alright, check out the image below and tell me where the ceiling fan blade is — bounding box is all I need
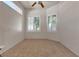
[32,2,36,7]
[40,2,44,8]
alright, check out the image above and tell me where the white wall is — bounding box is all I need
[0,2,25,54]
[46,5,59,41]
[24,8,59,41]
[57,2,79,56]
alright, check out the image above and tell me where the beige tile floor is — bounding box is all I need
[2,39,78,57]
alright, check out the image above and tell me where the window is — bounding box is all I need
[48,15,57,32]
[28,16,40,32]
[3,1,23,15]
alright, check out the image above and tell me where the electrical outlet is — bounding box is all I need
[0,55,2,57]
[0,48,1,50]
[0,45,5,50]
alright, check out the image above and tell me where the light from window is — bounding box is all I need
[3,1,23,15]
[28,17,40,32]
[48,15,57,32]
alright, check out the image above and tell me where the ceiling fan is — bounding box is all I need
[32,1,44,8]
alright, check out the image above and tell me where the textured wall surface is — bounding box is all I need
[0,2,25,54]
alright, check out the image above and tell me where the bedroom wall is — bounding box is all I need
[57,1,79,56]
[0,2,25,54]
[46,5,59,41]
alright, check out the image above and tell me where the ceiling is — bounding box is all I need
[20,1,60,9]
